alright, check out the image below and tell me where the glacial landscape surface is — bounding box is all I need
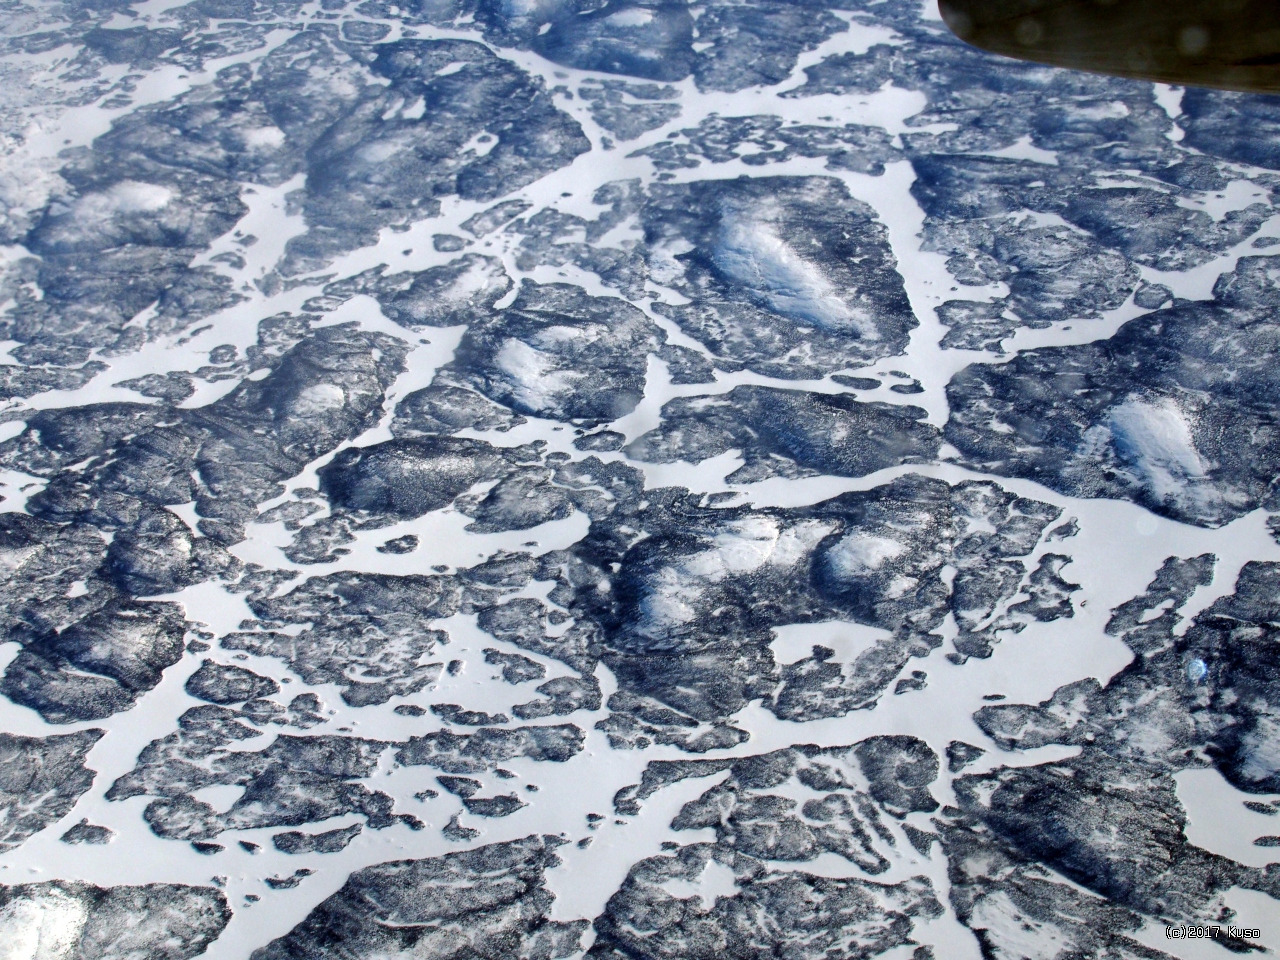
[1,0,1280,957]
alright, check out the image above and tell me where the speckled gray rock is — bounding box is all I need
[252,835,586,960]
[579,79,680,141]
[530,3,694,83]
[0,322,409,721]
[462,793,527,817]
[785,0,1269,351]
[17,323,407,544]
[448,281,666,425]
[108,706,418,841]
[513,675,602,720]
[977,557,1280,796]
[376,255,514,330]
[940,809,1192,959]
[484,648,546,684]
[954,753,1279,924]
[627,385,939,482]
[396,724,585,774]
[948,256,1280,527]
[431,704,511,727]
[2,600,188,723]
[945,553,1280,950]
[4,3,1278,956]
[391,382,526,437]
[224,572,458,706]
[631,114,899,176]
[0,730,103,852]
[589,844,941,960]
[0,880,230,959]
[185,660,280,705]
[59,818,114,846]
[0,512,192,723]
[595,737,943,959]
[691,0,850,93]
[319,437,528,520]
[585,475,1067,749]
[641,176,914,379]
[272,823,363,855]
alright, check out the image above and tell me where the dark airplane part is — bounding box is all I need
[939,0,1280,93]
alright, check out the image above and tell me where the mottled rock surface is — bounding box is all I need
[0,731,103,852]
[253,836,585,960]
[1,0,1278,956]
[0,880,230,959]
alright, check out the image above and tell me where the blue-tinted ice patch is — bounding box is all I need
[713,210,877,339]
[492,337,585,415]
[1105,398,1216,514]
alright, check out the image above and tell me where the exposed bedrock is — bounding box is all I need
[944,554,1280,954]
[595,737,943,959]
[0,730,103,853]
[584,474,1069,749]
[0,880,230,960]
[10,30,589,370]
[626,385,939,482]
[252,835,586,960]
[977,557,1280,795]
[108,706,420,841]
[947,256,1280,527]
[786,0,1270,351]
[0,324,407,720]
[640,176,915,380]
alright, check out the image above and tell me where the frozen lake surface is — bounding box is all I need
[0,0,1278,957]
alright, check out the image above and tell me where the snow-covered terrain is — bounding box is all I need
[0,0,1278,957]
